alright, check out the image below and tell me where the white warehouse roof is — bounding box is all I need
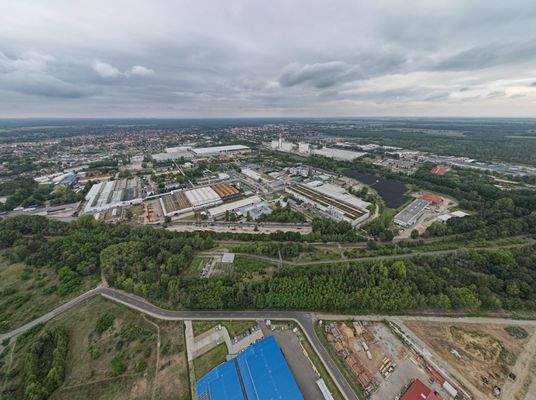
[191,145,249,156]
[208,195,262,218]
[305,182,370,210]
[185,186,221,207]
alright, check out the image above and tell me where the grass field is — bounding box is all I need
[0,297,189,400]
[192,320,257,338]
[0,256,99,334]
[193,343,228,379]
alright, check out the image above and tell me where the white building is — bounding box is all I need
[207,195,262,219]
[312,147,366,161]
[190,145,250,157]
[298,142,310,154]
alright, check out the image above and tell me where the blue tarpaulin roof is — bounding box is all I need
[196,336,303,400]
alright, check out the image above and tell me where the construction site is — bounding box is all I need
[405,321,536,400]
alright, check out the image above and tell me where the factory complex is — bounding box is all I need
[84,177,144,213]
[160,183,241,217]
[196,336,303,400]
[153,144,250,162]
[286,181,371,226]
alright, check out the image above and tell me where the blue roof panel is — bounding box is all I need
[195,336,303,400]
[196,358,244,400]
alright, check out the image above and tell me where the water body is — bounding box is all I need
[344,170,407,208]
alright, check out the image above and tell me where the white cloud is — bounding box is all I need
[129,65,155,76]
[91,60,122,78]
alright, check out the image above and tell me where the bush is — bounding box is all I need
[110,356,126,375]
[95,312,115,334]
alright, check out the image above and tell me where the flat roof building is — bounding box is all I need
[191,145,250,157]
[196,336,303,400]
[400,379,440,400]
[312,147,366,161]
[394,198,431,227]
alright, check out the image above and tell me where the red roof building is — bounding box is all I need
[401,379,441,400]
[431,166,450,176]
[420,193,443,204]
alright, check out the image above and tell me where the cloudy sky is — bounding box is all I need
[1,0,536,118]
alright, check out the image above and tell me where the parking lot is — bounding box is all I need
[260,322,325,400]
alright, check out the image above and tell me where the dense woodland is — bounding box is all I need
[0,215,535,315]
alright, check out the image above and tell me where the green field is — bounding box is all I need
[192,320,257,338]
[0,297,189,400]
[193,343,228,379]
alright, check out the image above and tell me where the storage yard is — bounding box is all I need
[321,321,460,400]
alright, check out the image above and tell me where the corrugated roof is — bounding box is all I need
[196,336,303,400]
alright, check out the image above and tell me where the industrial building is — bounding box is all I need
[160,183,243,217]
[196,336,303,400]
[431,166,450,176]
[400,379,440,400]
[191,145,250,157]
[207,195,262,219]
[235,201,272,220]
[84,177,144,213]
[393,198,431,227]
[286,181,370,226]
[312,147,366,161]
[153,145,249,161]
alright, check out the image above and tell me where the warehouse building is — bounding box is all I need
[400,379,440,400]
[84,177,144,213]
[312,147,366,161]
[394,198,431,227]
[196,336,303,400]
[286,181,370,226]
[207,195,262,219]
[160,183,243,217]
[191,145,250,158]
[235,201,272,220]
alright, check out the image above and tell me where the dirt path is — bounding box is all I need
[502,331,536,399]
[143,315,161,400]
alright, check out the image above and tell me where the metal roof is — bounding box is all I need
[196,336,303,400]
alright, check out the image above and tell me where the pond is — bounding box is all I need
[344,170,407,208]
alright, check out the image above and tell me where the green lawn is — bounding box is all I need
[192,320,257,338]
[193,343,228,379]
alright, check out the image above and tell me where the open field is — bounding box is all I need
[405,321,536,400]
[0,257,98,334]
[0,297,189,400]
[192,320,257,338]
[193,342,227,379]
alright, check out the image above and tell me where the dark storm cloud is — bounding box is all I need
[1,0,536,117]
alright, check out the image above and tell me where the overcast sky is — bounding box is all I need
[1,0,536,118]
